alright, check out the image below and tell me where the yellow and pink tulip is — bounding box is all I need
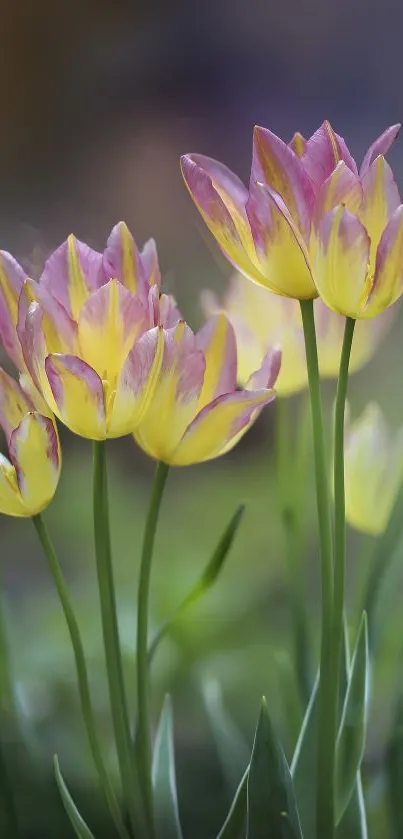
[0,223,180,440]
[182,122,403,317]
[0,369,60,516]
[133,314,280,465]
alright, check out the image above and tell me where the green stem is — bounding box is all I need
[275,398,311,707]
[32,514,129,839]
[136,461,169,835]
[0,581,20,837]
[300,299,335,838]
[92,441,142,837]
[331,316,355,731]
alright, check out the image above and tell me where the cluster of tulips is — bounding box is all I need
[1,119,403,839]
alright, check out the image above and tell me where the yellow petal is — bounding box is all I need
[0,455,26,516]
[45,354,106,439]
[196,314,236,410]
[314,207,370,317]
[9,413,61,514]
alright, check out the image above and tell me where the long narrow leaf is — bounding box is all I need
[152,695,183,839]
[291,674,319,839]
[203,679,249,793]
[247,698,302,839]
[54,756,95,839]
[216,768,248,839]
[148,504,245,663]
[335,614,369,824]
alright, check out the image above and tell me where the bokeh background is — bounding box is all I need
[1,1,403,836]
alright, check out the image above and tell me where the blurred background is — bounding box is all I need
[1,0,403,836]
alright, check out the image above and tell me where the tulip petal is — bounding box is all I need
[302,121,358,190]
[315,161,362,219]
[0,251,27,369]
[0,369,33,445]
[0,455,26,516]
[366,205,403,316]
[360,124,401,176]
[247,185,316,298]
[289,132,306,158]
[359,156,401,272]
[170,387,275,466]
[19,373,54,418]
[45,354,106,439]
[196,314,237,409]
[41,236,103,320]
[17,295,58,411]
[314,206,370,317]
[246,347,282,390]
[109,326,165,437]
[252,126,315,238]
[9,412,60,513]
[133,322,206,462]
[77,278,148,386]
[103,222,160,303]
[181,155,262,283]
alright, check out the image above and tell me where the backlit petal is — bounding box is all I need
[103,222,160,303]
[170,387,275,466]
[302,121,358,190]
[359,156,401,272]
[17,296,56,408]
[133,322,205,462]
[109,326,165,437]
[252,126,314,237]
[314,206,370,317]
[0,251,27,369]
[77,279,148,387]
[196,314,237,410]
[246,347,282,390]
[45,354,106,439]
[181,155,262,283]
[0,455,26,516]
[248,185,316,298]
[0,369,33,444]
[360,124,401,176]
[9,412,60,513]
[41,236,103,320]
[365,205,403,316]
[315,161,362,219]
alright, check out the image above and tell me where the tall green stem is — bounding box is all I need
[32,514,129,839]
[92,441,142,837]
[136,461,169,835]
[331,317,355,732]
[300,299,335,838]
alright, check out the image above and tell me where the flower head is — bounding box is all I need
[344,403,403,534]
[181,122,402,314]
[133,314,280,465]
[0,223,180,440]
[203,272,394,396]
[0,370,61,516]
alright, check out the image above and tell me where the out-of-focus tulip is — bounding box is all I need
[133,314,280,465]
[0,223,180,440]
[203,273,395,396]
[344,404,403,534]
[181,122,402,315]
[0,369,61,516]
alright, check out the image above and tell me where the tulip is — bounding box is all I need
[0,369,61,516]
[0,223,180,440]
[344,403,403,534]
[181,122,401,312]
[203,272,395,395]
[133,314,280,465]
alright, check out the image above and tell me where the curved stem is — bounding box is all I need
[32,514,128,839]
[300,299,335,838]
[92,441,142,837]
[136,461,169,836]
[331,316,355,731]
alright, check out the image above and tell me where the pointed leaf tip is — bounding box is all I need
[54,756,96,839]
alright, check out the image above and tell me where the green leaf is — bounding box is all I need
[152,695,183,839]
[148,504,245,663]
[385,685,403,839]
[216,768,248,839]
[203,678,249,793]
[335,614,369,824]
[291,674,319,839]
[247,698,302,839]
[54,755,95,839]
